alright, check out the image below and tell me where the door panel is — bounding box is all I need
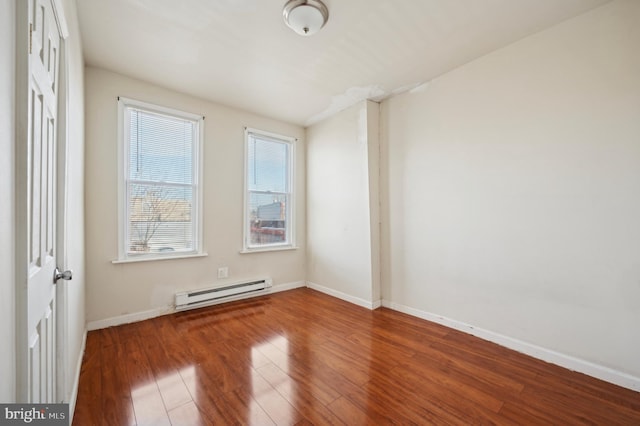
[25,0,61,403]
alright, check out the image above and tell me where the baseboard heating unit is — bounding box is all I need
[175,278,273,311]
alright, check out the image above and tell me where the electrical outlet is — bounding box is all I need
[217,267,229,279]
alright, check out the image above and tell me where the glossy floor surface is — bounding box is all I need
[73,288,640,425]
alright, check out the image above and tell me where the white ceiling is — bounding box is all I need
[77,0,609,126]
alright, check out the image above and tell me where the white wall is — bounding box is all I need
[60,0,86,404]
[380,0,640,381]
[366,103,381,304]
[306,100,380,307]
[84,67,306,323]
[0,0,16,403]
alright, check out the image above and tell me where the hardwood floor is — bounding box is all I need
[73,288,640,425]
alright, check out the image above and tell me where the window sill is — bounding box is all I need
[112,252,208,264]
[240,246,299,254]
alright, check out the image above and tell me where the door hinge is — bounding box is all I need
[29,23,32,54]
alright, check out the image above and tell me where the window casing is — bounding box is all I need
[244,128,295,252]
[117,97,203,261]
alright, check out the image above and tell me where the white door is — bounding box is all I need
[22,0,65,403]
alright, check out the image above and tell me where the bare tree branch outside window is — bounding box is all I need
[129,186,188,252]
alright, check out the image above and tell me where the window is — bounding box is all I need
[117,97,203,260]
[244,128,295,251]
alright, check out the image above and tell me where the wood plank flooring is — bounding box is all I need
[73,288,640,425]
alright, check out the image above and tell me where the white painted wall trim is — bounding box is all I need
[51,0,70,38]
[306,281,378,310]
[86,281,307,330]
[68,329,86,419]
[87,306,174,331]
[270,280,307,294]
[382,300,640,392]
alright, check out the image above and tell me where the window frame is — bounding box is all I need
[242,127,296,253]
[116,97,204,262]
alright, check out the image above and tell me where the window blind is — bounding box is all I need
[126,107,197,254]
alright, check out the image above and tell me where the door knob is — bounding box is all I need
[54,267,73,284]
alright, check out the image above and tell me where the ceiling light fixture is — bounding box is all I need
[283,0,329,36]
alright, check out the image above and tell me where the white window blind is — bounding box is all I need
[244,129,294,250]
[119,98,202,259]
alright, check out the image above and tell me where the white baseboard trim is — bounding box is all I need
[270,280,307,294]
[306,281,378,310]
[68,329,86,420]
[382,300,640,392]
[87,306,174,331]
[86,281,307,331]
